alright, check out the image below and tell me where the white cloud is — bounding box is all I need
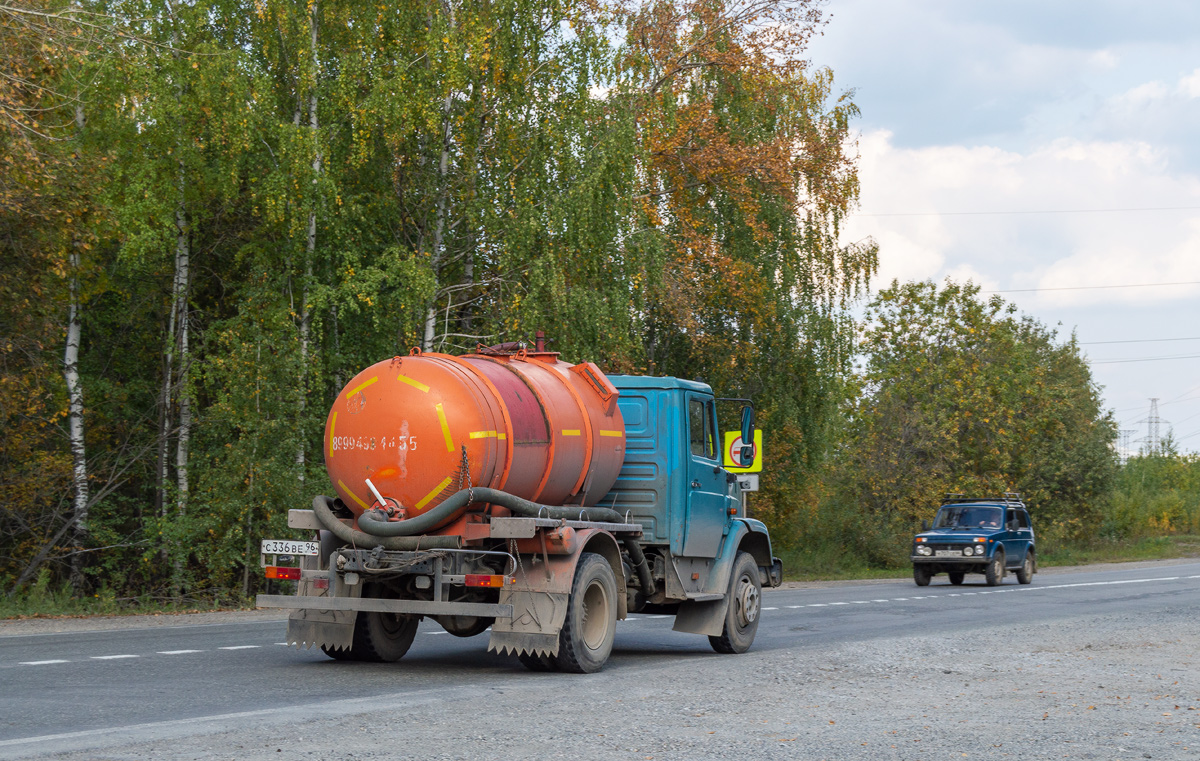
[1181,69,1200,98]
[845,130,1200,307]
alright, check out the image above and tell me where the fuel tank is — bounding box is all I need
[323,348,625,524]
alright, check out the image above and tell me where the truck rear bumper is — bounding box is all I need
[256,594,513,618]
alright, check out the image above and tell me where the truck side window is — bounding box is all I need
[1018,511,1030,529]
[689,399,706,456]
[688,398,716,460]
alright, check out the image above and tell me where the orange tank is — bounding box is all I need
[323,348,625,526]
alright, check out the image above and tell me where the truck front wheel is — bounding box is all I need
[709,551,761,654]
[555,552,618,673]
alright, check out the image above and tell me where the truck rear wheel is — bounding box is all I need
[353,610,420,662]
[555,552,618,673]
[709,551,761,654]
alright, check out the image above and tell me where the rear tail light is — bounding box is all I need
[464,574,514,588]
[265,566,301,580]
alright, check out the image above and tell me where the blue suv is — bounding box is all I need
[911,495,1035,586]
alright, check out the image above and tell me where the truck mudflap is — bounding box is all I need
[288,608,356,651]
[486,528,627,657]
[487,590,569,657]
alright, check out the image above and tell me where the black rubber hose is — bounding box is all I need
[623,537,656,597]
[354,487,624,537]
[311,496,462,550]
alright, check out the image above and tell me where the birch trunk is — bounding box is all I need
[64,237,89,593]
[173,202,190,518]
[296,0,321,481]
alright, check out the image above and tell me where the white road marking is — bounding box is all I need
[91,655,138,660]
[647,615,671,618]
[20,660,69,666]
[217,646,260,651]
[1032,576,1180,590]
[775,573,1194,611]
[425,631,447,635]
[157,650,202,655]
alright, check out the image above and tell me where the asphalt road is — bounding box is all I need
[1,559,1198,760]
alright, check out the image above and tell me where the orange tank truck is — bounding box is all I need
[257,340,781,673]
[324,347,626,531]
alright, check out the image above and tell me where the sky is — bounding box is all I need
[805,0,1200,455]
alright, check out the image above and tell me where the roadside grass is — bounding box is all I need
[1038,534,1200,567]
[779,534,1200,582]
[0,570,253,620]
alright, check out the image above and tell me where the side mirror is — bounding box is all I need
[921,520,929,532]
[740,405,755,445]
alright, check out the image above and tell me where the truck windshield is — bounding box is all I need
[933,506,1003,529]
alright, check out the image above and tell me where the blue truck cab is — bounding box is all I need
[603,375,782,652]
[911,495,1036,587]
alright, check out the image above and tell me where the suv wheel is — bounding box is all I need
[985,549,1006,586]
[1016,552,1034,585]
[948,571,965,585]
[913,565,932,586]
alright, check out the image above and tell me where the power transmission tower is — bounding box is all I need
[1119,429,1137,464]
[1147,398,1160,454]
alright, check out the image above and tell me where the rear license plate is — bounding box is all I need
[261,539,320,556]
[935,550,962,557]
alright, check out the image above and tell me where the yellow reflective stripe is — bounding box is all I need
[338,480,369,509]
[469,430,506,440]
[347,376,378,396]
[561,429,581,437]
[435,403,454,451]
[599,429,623,438]
[415,477,453,510]
[328,412,338,455]
[396,374,429,393]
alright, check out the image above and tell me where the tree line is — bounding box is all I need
[2,0,876,601]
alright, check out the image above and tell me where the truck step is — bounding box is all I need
[684,592,724,602]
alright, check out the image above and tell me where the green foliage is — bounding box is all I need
[1104,449,1200,539]
[814,279,1118,564]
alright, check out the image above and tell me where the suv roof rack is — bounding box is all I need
[940,493,1027,509]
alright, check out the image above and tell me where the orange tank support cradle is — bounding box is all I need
[323,348,626,532]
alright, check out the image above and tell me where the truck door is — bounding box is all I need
[682,395,726,557]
